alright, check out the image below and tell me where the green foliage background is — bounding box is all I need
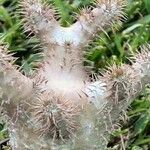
[0,0,150,149]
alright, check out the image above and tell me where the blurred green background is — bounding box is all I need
[0,0,150,149]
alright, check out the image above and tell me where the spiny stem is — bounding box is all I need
[85,45,150,148]
[20,0,126,46]
[1,0,150,149]
[20,0,60,44]
[20,0,126,80]
[0,44,33,103]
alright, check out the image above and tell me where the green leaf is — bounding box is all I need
[0,6,12,25]
[135,138,150,145]
[131,145,143,150]
[144,0,150,13]
[0,0,6,5]
[133,109,150,135]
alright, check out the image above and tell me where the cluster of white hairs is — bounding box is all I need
[0,0,150,149]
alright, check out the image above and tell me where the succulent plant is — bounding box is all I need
[0,0,150,149]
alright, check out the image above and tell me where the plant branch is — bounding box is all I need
[68,0,126,46]
[0,44,33,103]
[85,45,150,149]
[20,0,60,44]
